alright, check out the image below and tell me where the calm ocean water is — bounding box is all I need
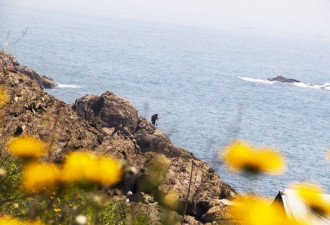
[1,1,330,197]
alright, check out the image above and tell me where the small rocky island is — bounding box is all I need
[268,76,300,83]
[0,50,236,224]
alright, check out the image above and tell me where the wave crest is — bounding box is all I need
[57,84,81,89]
[238,77,274,84]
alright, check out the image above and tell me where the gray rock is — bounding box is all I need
[268,76,300,83]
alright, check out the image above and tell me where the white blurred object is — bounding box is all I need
[75,215,87,225]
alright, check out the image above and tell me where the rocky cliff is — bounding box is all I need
[0,54,236,224]
[0,50,57,89]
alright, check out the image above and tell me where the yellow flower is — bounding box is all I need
[0,216,21,225]
[221,140,285,174]
[97,157,124,185]
[229,195,303,225]
[0,216,45,225]
[0,86,9,107]
[291,182,330,216]
[22,162,60,192]
[6,135,46,158]
[61,151,123,186]
[54,208,62,212]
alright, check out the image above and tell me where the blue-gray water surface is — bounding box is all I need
[1,1,330,197]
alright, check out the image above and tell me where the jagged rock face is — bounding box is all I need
[268,76,300,83]
[0,50,57,89]
[134,116,194,159]
[0,70,101,161]
[72,91,139,134]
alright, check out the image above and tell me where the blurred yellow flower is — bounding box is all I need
[6,135,46,158]
[61,151,123,186]
[0,216,45,225]
[221,140,285,174]
[54,208,62,212]
[0,216,21,225]
[0,86,9,107]
[22,162,60,192]
[291,182,330,216]
[97,157,124,185]
[229,195,304,225]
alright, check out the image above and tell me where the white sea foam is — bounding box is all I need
[292,82,320,89]
[57,84,81,88]
[238,77,275,84]
[320,84,330,90]
[292,82,330,91]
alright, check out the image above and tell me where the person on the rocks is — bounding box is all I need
[151,113,159,125]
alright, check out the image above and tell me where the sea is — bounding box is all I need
[1,1,330,197]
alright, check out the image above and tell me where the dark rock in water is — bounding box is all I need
[268,75,300,83]
[0,50,57,89]
[41,75,57,88]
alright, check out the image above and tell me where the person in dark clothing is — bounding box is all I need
[151,113,159,125]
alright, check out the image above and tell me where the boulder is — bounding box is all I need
[0,50,57,89]
[72,91,139,135]
[268,76,300,83]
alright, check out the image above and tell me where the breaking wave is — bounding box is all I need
[238,77,275,84]
[57,84,81,89]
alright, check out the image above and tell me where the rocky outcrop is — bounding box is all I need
[72,92,138,135]
[268,76,300,83]
[0,50,57,89]
[0,70,101,162]
[41,75,57,88]
[0,66,237,223]
[134,116,194,159]
[71,91,237,221]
